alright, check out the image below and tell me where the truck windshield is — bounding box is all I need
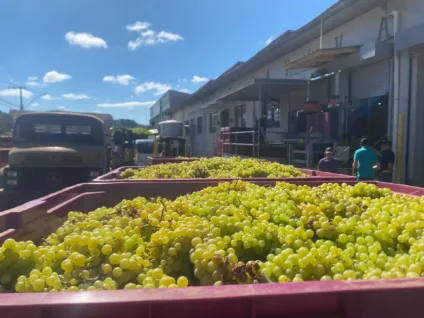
[137,142,154,154]
[13,115,103,144]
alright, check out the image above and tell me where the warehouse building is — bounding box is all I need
[149,90,191,127]
[154,0,424,186]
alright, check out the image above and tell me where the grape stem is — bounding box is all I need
[279,188,302,213]
[159,200,166,222]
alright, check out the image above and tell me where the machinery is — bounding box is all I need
[112,128,137,168]
[153,120,191,157]
[0,112,111,209]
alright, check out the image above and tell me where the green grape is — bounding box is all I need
[3,238,16,249]
[177,276,189,287]
[109,253,121,265]
[2,178,424,293]
[102,244,113,255]
[112,267,123,278]
[32,279,46,292]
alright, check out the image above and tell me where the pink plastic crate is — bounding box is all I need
[1,278,424,318]
[1,179,424,318]
[94,166,355,182]
[147,156,198,165]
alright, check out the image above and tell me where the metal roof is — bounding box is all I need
[283,46,362,70]
[192,0,382,96]
[217,78,307,102]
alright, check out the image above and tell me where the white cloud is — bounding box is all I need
[126,21,151,32]
[157,31,184,43]
[42,94,61,100]
[103,74,135,86]
[97,101,155,108]
[128,37,155,50]
[141,30,155,38]
[265,36,275,46]
[30,102,40,107]
[26,81,42,87]
[61,93,90,100]
[26,75,44,87]
[65,32,108,49]
[43,70,71,83]
[0,88,33,99]
[57,106,67,110]
[134,82,171,96]
[126,21,183,50]
[191,75,208,83]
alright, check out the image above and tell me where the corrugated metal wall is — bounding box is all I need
[351,61,391,100]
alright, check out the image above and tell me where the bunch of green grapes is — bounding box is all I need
[2,180,424,293]
[120,157,306,179]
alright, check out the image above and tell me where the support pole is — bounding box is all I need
[257,84,262,158]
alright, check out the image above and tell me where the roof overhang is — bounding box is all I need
[283,46,361,70]
[217,78,307,102]
[395,22,424,51]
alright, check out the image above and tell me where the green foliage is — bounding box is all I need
[0,112,12,134]
[112,119,139,128]
[130,127,151,138]
[112,127,151,141]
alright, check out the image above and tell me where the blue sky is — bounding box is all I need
[0,0,337,125]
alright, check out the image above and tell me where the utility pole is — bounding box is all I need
[8,86,25,110]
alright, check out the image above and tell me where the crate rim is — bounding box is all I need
[1,277,423,307]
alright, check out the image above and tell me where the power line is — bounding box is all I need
[8,86,25,110]
[26,93,46,108]
[0,97,18,108]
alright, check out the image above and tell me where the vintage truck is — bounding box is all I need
[0,111,112,209]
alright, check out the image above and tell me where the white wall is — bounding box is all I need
[212,7,386,104]
[389,0,424,31]
[174,1,424,158]
[199,6,388,148]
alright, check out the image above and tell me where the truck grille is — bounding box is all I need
[25,154,83,165]
[10,167,101,190]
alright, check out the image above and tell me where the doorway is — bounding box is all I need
[220,109,230,127]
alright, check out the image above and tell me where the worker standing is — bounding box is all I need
[352,138,380,181]
[372,140,395,182]
[255,112,268,144]
[317,147,340,173]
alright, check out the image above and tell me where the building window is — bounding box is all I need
[197,116,203,134]
[209,113,217,133]
[190,119,195,134]
[266,102,281,128]
[234,105,246,127]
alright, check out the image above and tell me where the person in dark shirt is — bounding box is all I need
[255,112,268,143]
[317,147,340,173]
[372,140,395,182]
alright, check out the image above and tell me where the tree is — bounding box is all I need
[0,112,12,134]
[112,119,139,128]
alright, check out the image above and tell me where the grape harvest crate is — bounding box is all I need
[1,180,424,318]
[93,166,355,182]
[147,156,198,165]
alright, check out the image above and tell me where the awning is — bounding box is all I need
[283,46,361,70]
[217,78,307,102]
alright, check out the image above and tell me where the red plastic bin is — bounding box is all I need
[93,166,355,182]
[147,156,198,165]
[1,180,424,317]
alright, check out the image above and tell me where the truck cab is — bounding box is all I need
[0,112,108,208]
[134,139,155,166]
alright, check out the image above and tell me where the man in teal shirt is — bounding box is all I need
[352,138,380,180]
